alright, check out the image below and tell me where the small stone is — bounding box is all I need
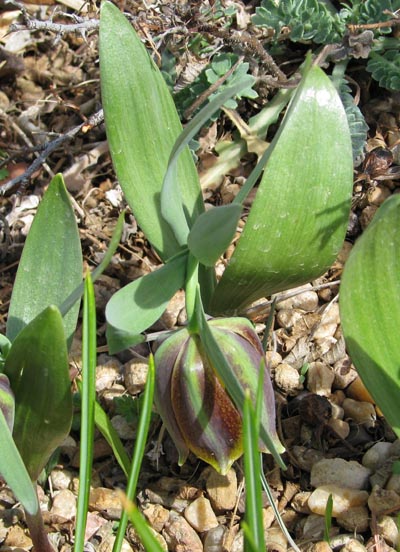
[264,527,287,552]
[111,414,136,440]
[312,303,340,340]
[184,496,218,532]
[276,309,303,329]
[343,398,376,428]
[340,538,368,552]
[275,284,319,312]
[142,503,169,532]
[307,362,335,396]
[4,525,32,549]
[292,492,312,514]
[376,515,399,547]
[206,467,238,512]
[308,485,368,516]
[386,474,400,493]
[275,363,303,395]
[311,459,371,490]
[368,485,400,516]
[362,442,393,471]
[163,511,203,552]
[336,506,369,532]
[50,489,76,520]
[292,446,325,472]
[203,525,227,552]
[302,513,328,540]
[50,468,74,491]
[123,358,148,395]
[96,357,122,392]
[310,542,333,552]
[265,351,282,369]
[327,418,350,440]
[332,357,357,389]
[89,487,122,519]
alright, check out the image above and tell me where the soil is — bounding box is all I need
[0,1,400,551]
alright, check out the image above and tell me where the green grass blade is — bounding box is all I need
[324,494,333,543]
[120,496,165,552]
[94,400,130,478]
[99,1,203,260]
[243,391,265,552]
[211,62,353,314]
[74,273,97,552]
[7,174,82,345]
[340,194,400,436]
[0,409,38,515]
[59,211,125,318]
[113,355,155,552]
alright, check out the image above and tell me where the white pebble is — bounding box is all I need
[275,363,303,395]
[307,362,335,396]
[311,459,371,490]
[184,496,219,532]
[362,442,393,471]
[308,485,368,516]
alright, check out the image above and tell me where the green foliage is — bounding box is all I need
[340,194,400,437]
[6,174,82,345]
[175,53,257,117]
[253,0,345,43]
[367,47,400,91]
[253,0,400,91]
[339,81,369,163]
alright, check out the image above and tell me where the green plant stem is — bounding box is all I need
[185,253,200,333]
[74,273,97,552]
[330,60,348,91]
[25,496,55,552]
[112,356,155,552]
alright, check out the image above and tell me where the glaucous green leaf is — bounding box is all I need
[0,410,38,515]
[6,174,82,345]
[340,195,400,436]
[211,63,353,314]
[4,306,72,482]
[106,252,187,354]
[99,1,203,260]
[188,204,242,266]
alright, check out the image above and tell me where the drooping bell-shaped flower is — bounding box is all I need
[0,373,15,432]
[154,317,284,475]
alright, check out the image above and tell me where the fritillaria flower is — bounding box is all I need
[0,373,15,432]
[154,317,284,475]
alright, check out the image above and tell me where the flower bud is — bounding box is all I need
[154,317,283,475]
[0,373,15,432]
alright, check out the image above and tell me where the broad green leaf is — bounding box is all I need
[7,174,82,344]
[99,1,203,260]
[211,63,353,314]
[4,306,72,482]
[340,195,400,436]
[0,410,38,515]
[106,252,187,354]
[188,204,242,266]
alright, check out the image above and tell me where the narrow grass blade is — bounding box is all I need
[340,194,400,436]
[74,273,97,552]
[113,355,155,552]
[59,211,125,318]
[0,409,38,515]
[211,62,353,314]
[7,174,82,345]
[120,495,165,552]
[94,400,130,478]
[324,494,333,543]
[243,391,265,552]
